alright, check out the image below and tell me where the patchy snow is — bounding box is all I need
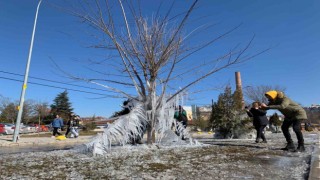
[0,132,318,179]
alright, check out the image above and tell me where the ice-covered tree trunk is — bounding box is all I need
[146,80,157,144]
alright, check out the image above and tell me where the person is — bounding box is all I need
[65,114,79,138]
[304,122,313,131]
[245,102,269,143]
[51,114,64,138]
[174,105,188,140]
[261,90,307,152]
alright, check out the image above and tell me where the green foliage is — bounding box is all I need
[233,89,244,110]
[305,107,320,125]
[210,86,250,138]
[0,102,17,123]
[50,90,73,121]
[0,100,37,124]
[269,113,282,126]
[193,117,210,131]
[42,114,55,125]
[82,116,97,131]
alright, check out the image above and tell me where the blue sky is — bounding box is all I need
[0,0,319,117]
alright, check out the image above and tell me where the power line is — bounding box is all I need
[0,70,113,93]
[0,76,122,98]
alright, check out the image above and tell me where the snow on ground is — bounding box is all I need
[0,132,318,180]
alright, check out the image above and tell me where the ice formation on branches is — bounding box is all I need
[86,91,198,156]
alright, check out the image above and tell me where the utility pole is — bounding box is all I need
[13,0,42,142]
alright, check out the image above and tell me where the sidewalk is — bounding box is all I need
[309,137,320,180]
[0,135,92,147]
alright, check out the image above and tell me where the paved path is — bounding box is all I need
[0,135,92,147]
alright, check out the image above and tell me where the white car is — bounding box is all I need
[0,123,15,135]
[21,125,37,134]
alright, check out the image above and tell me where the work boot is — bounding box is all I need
[296,144,305,152]
[281,142,295,151]
[261,140,267,143]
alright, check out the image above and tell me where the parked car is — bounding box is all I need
[0,124,5,135]
[40,125,49,132]
[0,123,16,135]
[21,125,37,134]
[27,124,41,132]
[46,124,53,132]
[26,124,49,132]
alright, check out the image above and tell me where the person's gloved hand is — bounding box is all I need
[260,103,268,110]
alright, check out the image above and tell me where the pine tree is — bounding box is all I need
[210,86,250,138]
[50,90,73,121]
[233,89,244,111]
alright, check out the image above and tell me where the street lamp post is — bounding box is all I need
[13,0,42,142]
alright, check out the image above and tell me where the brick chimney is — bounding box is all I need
[235,71,242,91]
[235,71,245,108]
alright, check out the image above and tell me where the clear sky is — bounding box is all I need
[0,0,319,118]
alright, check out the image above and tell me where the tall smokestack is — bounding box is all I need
[235,71,245,109]
[235,71,242,91]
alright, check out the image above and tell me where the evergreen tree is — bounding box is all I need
[269,113,281,126]
[50,90,73,121]
[210,86,250,138]
[233,89,244,111]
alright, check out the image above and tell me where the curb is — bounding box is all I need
[309,141,320,180]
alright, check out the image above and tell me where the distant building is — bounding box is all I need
[190,105,212,121]
[182,106,193,121]
[81,116,115,125]
[197,106,212,121]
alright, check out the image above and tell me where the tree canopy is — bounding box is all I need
[50,90,73,120]
[210,86,250,138]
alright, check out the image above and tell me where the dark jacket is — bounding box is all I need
[266,92,307,120]
[174,109,188,123]
[247,108,269,127]
[269,113,282,126]
[66,119,76,128]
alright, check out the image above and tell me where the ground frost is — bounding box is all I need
[0,133,318,179]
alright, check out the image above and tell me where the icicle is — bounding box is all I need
[86,102,148,154]
[85,90,200,156]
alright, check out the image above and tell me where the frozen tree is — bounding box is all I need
[57,0,266,147]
